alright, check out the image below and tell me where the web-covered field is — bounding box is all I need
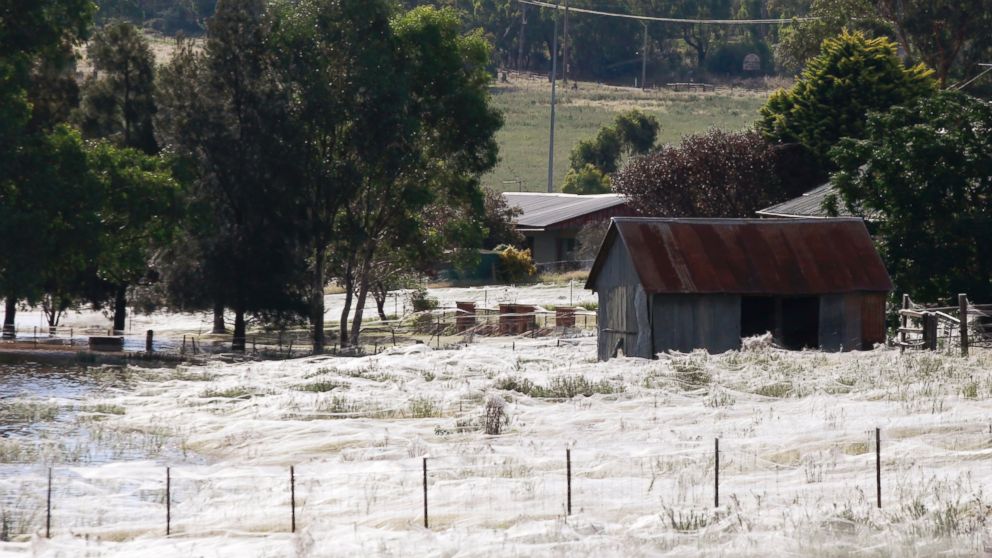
[2,334,992,557]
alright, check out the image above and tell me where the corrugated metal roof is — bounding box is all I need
[756,183,853,218]
[503,192,628,230]
[586,217,892,295]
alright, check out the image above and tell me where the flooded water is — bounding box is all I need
[0,357,202,468]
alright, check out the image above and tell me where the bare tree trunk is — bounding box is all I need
[311,245,326,354]
[373,281,388,321]
[3,297,16,337]
[112,285,127,333]
[232,307,246,352]
[349,265,371,347]
[212,301,226,334]
[338,261,354,347]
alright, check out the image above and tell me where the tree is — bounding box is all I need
[0,0,95,332]
[0,126,103,331]
[773,0,886,72]
[481,188,524,249]
[76,20,158,153]
[269,0,407,353]
[335,6,502,347]
[564,109,659,193]
[155,0,307,351]
[876,0,992,87]
[831,91,992,301]
[759,31,935,168]
[613,129,785,217]
[667,0,733,68]
[85,141,181,333]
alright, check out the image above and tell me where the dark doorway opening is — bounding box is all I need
[741,296,776,338]
[781,297,820,349]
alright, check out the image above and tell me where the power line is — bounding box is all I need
[517,0,816,25]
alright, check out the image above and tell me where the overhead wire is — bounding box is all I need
[516,0,817,25]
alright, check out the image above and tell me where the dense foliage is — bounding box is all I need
[759,31,935,167]
[563,109,659,194]
[613,129,785,217]
[831,91,992,301]
[92,0,992,88]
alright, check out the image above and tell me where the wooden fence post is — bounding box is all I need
[46,467,52,539]
[714,438,720,508]
[166,467,171,535]
[900,294,909,351]
[875,428,881,509]
[959,294,969,357]
[422,457,429,529]
[290,466,296,533]
[146,330,154,354]
[566,449,572,516]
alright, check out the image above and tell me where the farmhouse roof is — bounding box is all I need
[756,183,854,219]
[586,217,892,295]
[502,192,629,230]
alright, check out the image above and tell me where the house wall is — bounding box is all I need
[652,294,742,354]
[525,232,559,265]
[592,238,648,360]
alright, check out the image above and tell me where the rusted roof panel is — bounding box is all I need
[586,217,892,294]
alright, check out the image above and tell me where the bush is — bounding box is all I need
[483,395,508,435]
[562,164,611,195]
[495,246,536,283]
[613,129,784,217]
[409,285,438,312]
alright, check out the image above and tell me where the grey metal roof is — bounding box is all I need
[502,192,629,230]
[757,183,853,218]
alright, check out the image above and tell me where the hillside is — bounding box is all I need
[485,73,775,192]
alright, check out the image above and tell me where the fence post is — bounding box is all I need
[290,466,296,533]
[146,330,154,354]
[46,467,52,539]
[714,438,720,508]
[900,294,909,351]
[566,449,572,516]
[422,457,429,529]
[875,428,881,509]
[959,293,969,357]
[166,467,171,535]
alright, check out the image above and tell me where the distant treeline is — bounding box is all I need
[96,0,992,87]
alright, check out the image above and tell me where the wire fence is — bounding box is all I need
[3,426,986,542]
[0,303,599,362]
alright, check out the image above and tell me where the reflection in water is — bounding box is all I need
[0,358,199,468]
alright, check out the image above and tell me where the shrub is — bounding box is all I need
[483,395,508,435]
[409,286,438,312]
[495,246,536,283]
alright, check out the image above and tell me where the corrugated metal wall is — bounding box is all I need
[652,294,741,354]
[819,294,862,351]
[592,237,647,360]
[860,292,887,348]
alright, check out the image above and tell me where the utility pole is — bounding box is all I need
[563,0,570,84]
[547,0,560,193]
[517,5,527,71]
[641,21,648,91]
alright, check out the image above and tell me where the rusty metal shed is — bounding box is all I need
[585,218,892,360]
